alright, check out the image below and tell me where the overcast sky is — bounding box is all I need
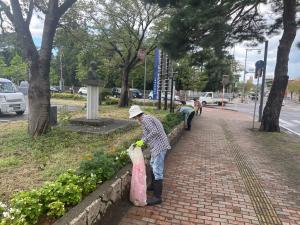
[233,31,300,82]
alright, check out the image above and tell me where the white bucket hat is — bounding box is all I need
[129,105,143,119]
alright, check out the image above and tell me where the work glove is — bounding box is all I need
[135,140,144,148]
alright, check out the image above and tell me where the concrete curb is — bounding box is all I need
[53,122,184,225]
[205,105,239,112]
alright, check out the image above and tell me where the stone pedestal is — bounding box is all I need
[87,86,99,119]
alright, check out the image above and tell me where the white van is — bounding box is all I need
[0,78,26,115]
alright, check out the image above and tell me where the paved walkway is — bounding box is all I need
[118,108,300,225]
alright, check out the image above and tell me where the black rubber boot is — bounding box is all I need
[147,171,155,191]
[147,180,163,205]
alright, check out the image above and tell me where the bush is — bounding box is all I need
[47,201,65,218]
[104,96,119,105]
[78,150,119,181]
[51,93,86,101]
[10,190,43,225]
[0,170,98,225]
[162,113,184,134]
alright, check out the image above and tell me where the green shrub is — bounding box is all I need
[59,183,82,206]
[40,182,63,206]
[40,172,82,207]
[162,113,184,134]
[104,96,119,105]
[78,174,97,195]
[47,201,65,218]
[100,91,112,100]
[51,93,86,101]
[10,190,43,225]
[57,170,81,185]
[78,150,118,181]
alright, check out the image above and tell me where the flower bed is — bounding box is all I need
[0,112,184,225]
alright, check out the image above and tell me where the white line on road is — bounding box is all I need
[280,124,300,137]
[279,119,294,127]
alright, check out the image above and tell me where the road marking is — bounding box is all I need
[280,124,300,137]
[291,120,300,124]
[279,119,294,127]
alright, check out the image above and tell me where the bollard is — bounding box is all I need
[49,106,57,126]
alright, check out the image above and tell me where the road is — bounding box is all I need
[0,96,81,123]
[223,99,300,136]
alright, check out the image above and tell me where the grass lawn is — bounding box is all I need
[0,103,169,202]
[253,130,300,189]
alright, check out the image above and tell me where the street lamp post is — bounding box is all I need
[59,48,64,91]
[242,48,261,103]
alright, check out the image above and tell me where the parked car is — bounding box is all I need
[162,93,180,101]
[112,87,121,98]
[248,92,258,101]
[0,78,26,115]
[18,81,29,95]
[148,90,154,99]
[78,87,87,95]
[200,92,229,106]
[130,88,143,98]
[148,90,179,100]
[112,87,143,98]
[50,86,61,93]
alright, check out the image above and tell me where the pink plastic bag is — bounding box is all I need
[127,145,147,206]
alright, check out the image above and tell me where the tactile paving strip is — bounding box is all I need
[223,125,282,225]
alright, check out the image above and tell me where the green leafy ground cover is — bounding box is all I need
[0,105,183,224]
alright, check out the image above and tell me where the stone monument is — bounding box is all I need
[83,61,101,119]
[67,61,137,135]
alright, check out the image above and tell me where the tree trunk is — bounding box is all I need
[260,0,297,132]
[28,60,51,137]
[119,68,130,107]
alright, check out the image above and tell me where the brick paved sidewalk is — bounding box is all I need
[118,108,300,225]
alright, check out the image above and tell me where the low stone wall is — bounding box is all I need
[53,122,184,225]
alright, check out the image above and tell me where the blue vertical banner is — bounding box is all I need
[153,48,159,100]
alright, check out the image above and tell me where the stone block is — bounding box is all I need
[110,178,122,203]
[121,171,131,197]
[69,211,87,225]
[99,186,113,202]
[98,200,108,215]
[86,199,101,225]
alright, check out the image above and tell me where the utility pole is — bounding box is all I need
[259,41,268,122]
[59,48,64,91]
[242,48,261,103]
[242,50,248,103]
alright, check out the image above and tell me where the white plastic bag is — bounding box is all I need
[127,145,147,206]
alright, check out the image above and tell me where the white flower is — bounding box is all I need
[0,202,7,208]
[3,211,10,218]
